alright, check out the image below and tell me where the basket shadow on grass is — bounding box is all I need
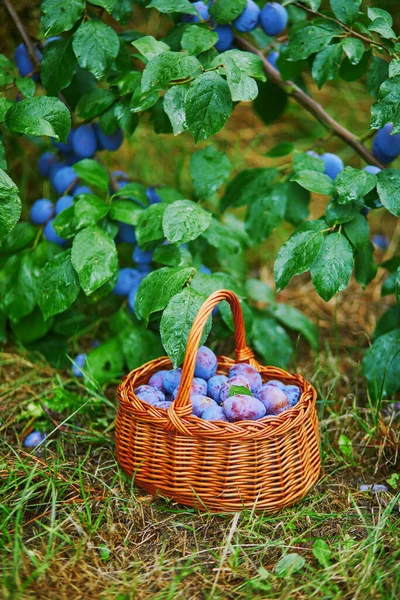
[0,346,399,600]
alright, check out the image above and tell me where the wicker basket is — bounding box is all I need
[116,290,321,513]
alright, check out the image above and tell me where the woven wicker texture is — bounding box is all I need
[116,290,321,512]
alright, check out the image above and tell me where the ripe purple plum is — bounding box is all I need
[163,368,182,394]
[135,384,166,405]
[215,25,233,52]
[72,353,87,377]
[96,126,123,151]
[38,152,57,177]
[73,185,93,196]
[119,223,136,244]
[372,234,390,251]
[202,405,229,422]
[264,379,286,390]
[23,430,47,447]
[191,395,218,417]
[172,377,208,400]
[146,187,162,204]
[113,268,142,297]
[363,165,381,175]
[207,374,229,403]
[55,195,73,215]
[43,219,67,246]
[154,400,173,410]
[194,346,218,380]
[256,386,290,415]
[374,123,400,158]
[219,375,251,402]
[372,137,393,164]
[72,125,97,159]
[233,0,260,32]
[149,369,169,392]
[223,395,266,422]
[320,153,344,180]
[284,384,301,407]
[228,363,262,393]
[260,2,288,36]
[267,50,279,69]
[182,1,209,22]
[53,166,77,194]
[133,245,153,264]
[30,199,54,225]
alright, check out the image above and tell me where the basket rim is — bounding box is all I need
[117,354,317,440]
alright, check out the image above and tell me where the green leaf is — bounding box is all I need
[109,199,143,226]
[285,26,337,61]
[0,254,38,321]
[163,200,212,244]
[85,336,124,384]
[312,43,342,89]
[245,278,275,304]
[212,50,266,82]
[37,250,80,320]
[76,88,115,119]
[0,98,12,123]
[354,242,378,289]
[153,244,192,267]
[191,271,244,299]
[274,220,327,291]
[371,76,400,131]
[164,85,188,135]
[147,0,198,15]
[73,159,109,194]
[275,553,306,577]
[1,222,36,253]
[343,214,370,250]
[0,54,15,87]
[267,303,318,349]
[132,36,170,61]
[342,38,364,65]
[181,26,218,56]
[291,170,334,195]
[71,225,118,295]
[335,167,377,204]
[330,0,361,25]
[141,52,201,93]
[41,0,85,36]
[130,82,159,113]
[374,305,400,340]
[376,169,400,216]
[0,138,6,171]
[368,18,396,40]
[202,218,242,257]
[265,142,294,158]
[221,167,277,210]
[111,182,148,205]
[382,271,397,296]
[5,97,71,141]
[312,540,332,569]
[284,181,310,226]
[160,287,210,367]
[325,198,364,226]
[224,56,258,102]
[11,307,53,344]
[15,77,35,98]
[190,145,231,199]
[0,169,21,243]
[88,0,116,12]
[135,266,196,321]
[367,57,389,99]
[209,0,246,24]
[253,81,288,125]
[74,194,109,229]
[41,38,77,96]
[338,433,353,458]
[136,203,167,250]
[122,324,163,370]
[185,72,232,143]
[245,183,287,243]
[362,328,400,399]
[228,385,253,398]
[251,312,293,369]
[310,232,354,301]
[72,20,120,80]
[52,205,76,239]
[293,152,325,173]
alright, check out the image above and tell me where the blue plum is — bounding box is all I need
[207,374,229,403]
[146,187,162,204]
[372,234,390,251]
[23,430,46,447]
[72,353,87,377]
[223,394,266,422]
[374,123,400,158]
[43,219,67,246]
[14,43,41,77]
[215,25,234,52]
[72,125,97,159]
[260,2,288,36]
[219,375,251,403]
[55,195,73,215]
[172,377,208,400]
[73,185,93,196]
[128,281,143,314]
[372,137,393,164]
[49,160,65,185]
[119,223,136,244]
[256,386,290,415]
[320,153,344,180]
[194,346,218,380]
[30,199,54,225]
[149,369,169,392]
[191,395,218,417]
[263,379,286,390]
[113,268,142,296]
[200,265,211,275]
[182,1,209,22]
[202,405,229,421]
[267,50,279,69]
[53,166,77,194]
[96,126,123,151]
[163,368,183,394]
[284,384,301,407]
[154,400,173,410]
[136,264,152,276]
[233,0,260,32]
[363,165,381,175]
[38,152,57,177]
[228,363,262,393]
[133,245,153,264]
[113,170,129,181]
[53,128,74,154]
[135,384,166,405]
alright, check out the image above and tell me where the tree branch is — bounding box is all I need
[3,0,40,67]
[234,36,384,169]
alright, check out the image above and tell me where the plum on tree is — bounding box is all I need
[96,126,123,151]
[113,268,142,296]
[30,199,54,225]
[43,219,67,245]
[233,0,260,32]
[260,2,288,36]
[72,125,97,159]
[52,166,77,194]
[133,245,153,264]
[182,1,209,23]
[55,195,73,215]
[214,25,233,52]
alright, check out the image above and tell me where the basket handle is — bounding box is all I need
[173,289,255,413]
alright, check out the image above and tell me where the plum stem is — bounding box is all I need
[234,36,385,170]
[3,0,41,67]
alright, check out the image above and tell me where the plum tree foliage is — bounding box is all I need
[0,0,399,401]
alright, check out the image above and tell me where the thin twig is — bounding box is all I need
[234,36,384,169]
[3,0,40,66]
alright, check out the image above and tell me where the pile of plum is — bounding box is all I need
[134,346,301,422]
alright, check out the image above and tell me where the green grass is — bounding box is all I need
[1,347,399,600]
